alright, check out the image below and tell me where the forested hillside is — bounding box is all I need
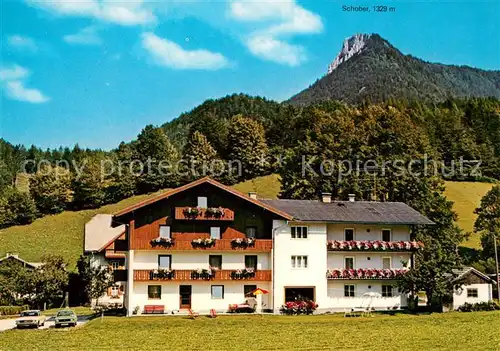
[289,34,500,105]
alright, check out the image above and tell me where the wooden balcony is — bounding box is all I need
[135,237,273,252]
[105,250,126,259]
[113,269,128,282]
[175,207,235,221]
[134,269,272,282]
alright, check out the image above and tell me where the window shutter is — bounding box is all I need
[107,287,112,296]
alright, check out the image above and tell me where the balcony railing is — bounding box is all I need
[326,268,409,280]
[327,240,423,252]
[134,269,272,282]
[138,237,273,252]
[175,207,235,221]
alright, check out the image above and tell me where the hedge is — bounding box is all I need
[0,305,30,316]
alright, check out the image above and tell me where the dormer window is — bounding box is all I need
[197,196,208,208]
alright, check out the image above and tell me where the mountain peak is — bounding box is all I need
[327,33,373,74]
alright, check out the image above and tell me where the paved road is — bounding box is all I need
[0,315,90,332]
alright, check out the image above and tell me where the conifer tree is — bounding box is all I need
[182,130,223,180]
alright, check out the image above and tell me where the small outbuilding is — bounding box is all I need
[447,267,494,310]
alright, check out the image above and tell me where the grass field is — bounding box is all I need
[0,312,499,350]
[0,175,494,269]
[444,181,495,249]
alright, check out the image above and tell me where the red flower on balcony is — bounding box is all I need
[326,268,408,279]
[327,240,423,251]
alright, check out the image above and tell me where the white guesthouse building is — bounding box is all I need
[86,177,433,315]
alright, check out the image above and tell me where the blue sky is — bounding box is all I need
[1,0,499,150]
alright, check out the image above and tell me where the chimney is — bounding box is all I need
[348,194,355,202]
[248,192,257,200]
[321,193,332,203]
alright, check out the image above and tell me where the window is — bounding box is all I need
[382,257,392,270]
[467,288,478,298]
[291,226,308,239]
[211,285,224,299]
[291,255,308,268]
[159,225,171,238]
[344,285,355,297]
[344,228,354,241]
[382,229,392,242]
[210,227,221,239]
[197,196,208,208]
[110,261,119,270]
[246,227,257,238]
[245,255,258,270]
[148,285,161,299]
[111,286,119,297]
[382,285,393,297]
[244,285,257,297]
[209,255,222,269]
[158,255,171,269]
[344,257,354,270]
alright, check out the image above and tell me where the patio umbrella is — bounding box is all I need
[250,288,269,295]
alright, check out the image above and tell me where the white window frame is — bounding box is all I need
[110,261,119,270]
[382,228,392,242]
[344,256,355,270]
[291,255,308,269]
[111,285,119,297]
[210,227,221,239]
[159,225,171,238]
[382,256,392,270]
[197,196,208,208]
[344,284,356,297]
[291,226,308,239]
[382,285,393,297]
[211,285,224,299]
[344,228,355,241]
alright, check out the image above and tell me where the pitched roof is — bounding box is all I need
[0,254,42,269]
[113,177,293,220]
[260,199,434,225]
[84,214,126,252]
[446,267,493,283]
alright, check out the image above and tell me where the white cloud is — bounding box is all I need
[4,81,50,103]
[141,32,229,70]
[229,0,322,65]
[7,35,38,52]
[26,0,156,26]
[0,64,49,103]
[246,35,305,66]
[64,26,102,45]
[0,64,30,81]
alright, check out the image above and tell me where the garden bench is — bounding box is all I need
[143,305,165,314]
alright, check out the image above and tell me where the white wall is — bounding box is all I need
[326,281,407,310]
[130,281,271,314]
[327,224,410,241]
[133,251,270,270]
[272,220,328,312]
[452,283,493,310]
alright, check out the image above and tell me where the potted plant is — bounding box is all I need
[183,207,201,219]
[191,268,214,280]
[230,268,256,280]
[151,268,175,280]
[191,237,216,248]
[205,207,225,218]
[231,237,256,249]
[150,237,175,248]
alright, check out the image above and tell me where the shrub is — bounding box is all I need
[0,305,30,316]
[458,301,500,312]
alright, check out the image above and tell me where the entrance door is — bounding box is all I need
[179,285,192,309]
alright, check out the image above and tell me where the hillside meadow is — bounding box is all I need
[0,175,493,268]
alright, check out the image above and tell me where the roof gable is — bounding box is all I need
[84,214,126,252]
[113,177,293,220]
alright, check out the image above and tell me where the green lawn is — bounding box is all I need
[232,174,281,199]
[1,312,499,350]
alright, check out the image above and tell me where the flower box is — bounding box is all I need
[191,238,216,248]
[205,207,225,218]
[327,240,423,251]
[150,269,175,280]
[326,268,408,280]
[230,268,256,280]
[183,207,201,219]
[150,237,175,248]
[280,300,318,315]
[191,268,214,280]
[231,238,256,249]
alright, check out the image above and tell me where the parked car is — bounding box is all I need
[16,310,46,329]
[54,309,78,328]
